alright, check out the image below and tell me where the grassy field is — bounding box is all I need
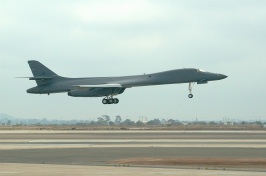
[0,124,265,131]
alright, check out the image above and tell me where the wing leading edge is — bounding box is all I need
[72,84,122,88]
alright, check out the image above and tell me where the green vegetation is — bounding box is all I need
[0,114,265,130]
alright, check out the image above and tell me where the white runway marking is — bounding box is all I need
[1,139,266,149]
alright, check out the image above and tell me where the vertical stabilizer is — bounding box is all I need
[28,60,59,85]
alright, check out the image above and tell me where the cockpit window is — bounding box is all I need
[197,69,205,72]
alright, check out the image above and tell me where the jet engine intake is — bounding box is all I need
[197,80,208,84]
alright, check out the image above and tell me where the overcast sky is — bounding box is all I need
[1,0,266,122]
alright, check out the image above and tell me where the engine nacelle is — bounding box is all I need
[68,88,125,97]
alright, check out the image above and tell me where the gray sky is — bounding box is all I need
[1,0,266,122]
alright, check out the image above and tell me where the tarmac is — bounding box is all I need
[1,163,265,176]
[0,130,265,176]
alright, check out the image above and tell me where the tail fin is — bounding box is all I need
[28,60,60,85]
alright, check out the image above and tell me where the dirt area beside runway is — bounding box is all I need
[112,158,266,169]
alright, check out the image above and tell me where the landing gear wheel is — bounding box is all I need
[102,99,108,104]
[188,82,195,98]
[108,98,114,104]
[113,98,119,104]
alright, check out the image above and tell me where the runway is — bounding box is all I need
[0,130,265,175]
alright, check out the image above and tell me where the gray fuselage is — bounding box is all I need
[27,68,227,95]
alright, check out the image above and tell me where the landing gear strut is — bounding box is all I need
[102,96,119,105]
[188,82,195,98]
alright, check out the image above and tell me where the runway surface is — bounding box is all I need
[1,163,265,176]
[0,130,265,175]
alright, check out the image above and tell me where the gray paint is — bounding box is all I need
[26,60,227,99]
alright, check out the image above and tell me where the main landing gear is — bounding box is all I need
[102,96,119,105]
[188,82,195,98]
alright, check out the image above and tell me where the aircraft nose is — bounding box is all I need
[219,74,228,80]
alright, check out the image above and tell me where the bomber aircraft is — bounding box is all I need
[23,60,227,104]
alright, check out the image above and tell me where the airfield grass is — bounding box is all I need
[0,124,264,131]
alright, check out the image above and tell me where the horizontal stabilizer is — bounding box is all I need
[72,84,122,88]
[16,77,54,80]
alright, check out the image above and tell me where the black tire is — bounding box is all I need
[113,98,119,104]
[102,99,108,104]
[108,98,114,104]
[188,94,193,98]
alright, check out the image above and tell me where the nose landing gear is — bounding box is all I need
[188,94,193,98]
[188,82,195,98]
[102,96,119,105]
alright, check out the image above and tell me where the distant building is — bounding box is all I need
[139,116,148,124]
